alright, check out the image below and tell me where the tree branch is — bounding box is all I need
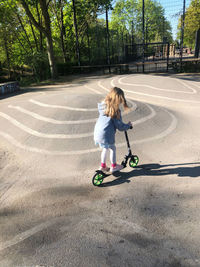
[47,0,52,9]
[16,12,34,53]
[19,0,47,36]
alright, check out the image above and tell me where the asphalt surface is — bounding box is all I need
[0,73,200,267]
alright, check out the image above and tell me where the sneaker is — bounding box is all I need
[99,166,110,172]
[110,164,123,173]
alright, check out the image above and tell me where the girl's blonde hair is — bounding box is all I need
[104,87,129,119]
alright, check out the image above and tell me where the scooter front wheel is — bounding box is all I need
[129,155,139,168]
[92,171,105,186]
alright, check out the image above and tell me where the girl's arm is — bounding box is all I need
[113,116,131,131]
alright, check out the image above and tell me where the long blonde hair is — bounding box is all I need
[104,87,129,119]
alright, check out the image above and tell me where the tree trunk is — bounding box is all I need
[20,0,57,79]
[46,33,57,78]
[39,0,57,78]
[72,0,81,66]
[29,19,39,52]
[4,34,11,79]
[86,23,91,64]
[60,0,68,63]
[195,28,200,58]
[105,7,110,65]
[36,2,44,52]
[96,23,100,64]
[17,13,33,53]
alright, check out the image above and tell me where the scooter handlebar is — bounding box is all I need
[129,125,133,130]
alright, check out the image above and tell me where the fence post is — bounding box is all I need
[195,28,200,58]
[167,42,170,72]
[105,7,111,73]
[180,0,186,72]
[142,0,145,73]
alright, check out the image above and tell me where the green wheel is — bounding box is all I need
[129,155,139,168]
[92,172,104,186]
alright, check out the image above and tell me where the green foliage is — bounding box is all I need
[25,51,50,81]
[171,60,200,72]
[0,0,175,82]
[177,0,200,48]
[184,0,200,48]
[111,0,172,43]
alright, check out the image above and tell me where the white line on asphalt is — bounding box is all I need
[175,79,197,93]
[0,112,93,139]
[0,131,100,155]
[85,82,137,113]
[0,213,147,251]
[8,105,97,124]
[0,218,59,251]
[118,106,177,147]
[29,99,97,111]
[1,99,150,140]
[84,84,102,94]
[191,82,200,89]
[119,76,197,94]
[0,104,175,155]
[118,77,200,103]
[133,103,156,126]
[110,78,156,123]
[98,80,109,92]
[111,79,115,87]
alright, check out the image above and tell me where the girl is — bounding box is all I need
[94,87,132,173]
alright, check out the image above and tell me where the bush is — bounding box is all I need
[182,61,200,72]
[56,62,74,75]
[25,52,50,81]
[171,60,200,72]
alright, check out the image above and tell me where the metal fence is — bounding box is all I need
[121,0,199,73]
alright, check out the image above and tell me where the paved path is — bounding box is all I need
[0,73,200,266]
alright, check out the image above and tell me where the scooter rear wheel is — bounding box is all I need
[92,172,105,186]
[129,155,139,168]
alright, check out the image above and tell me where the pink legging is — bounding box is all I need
[101,145,116,165]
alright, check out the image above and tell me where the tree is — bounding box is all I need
[182,0,200,48]
[110,0,172,44]
[0,2,14,78]
[51,0,68,63]
[19,0,57,78]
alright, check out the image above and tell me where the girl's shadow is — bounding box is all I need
[101,162,200,187]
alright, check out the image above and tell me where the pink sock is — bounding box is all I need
[101,163,106,168]
[111,163,116,168]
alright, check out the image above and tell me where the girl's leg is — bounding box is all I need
[101,148,109,168]
[109,145,123,172]
[109,145,116,167]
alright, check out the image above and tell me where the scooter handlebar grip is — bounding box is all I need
[129,125,133,129]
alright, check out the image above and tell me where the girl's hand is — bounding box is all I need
[128,121,133,128]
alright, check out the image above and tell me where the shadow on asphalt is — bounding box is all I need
[0,73,113,100]
[101,162,200,187]
[1,72,199,101]
[151,73,200,83]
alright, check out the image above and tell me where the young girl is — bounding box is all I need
[94,87,132,173]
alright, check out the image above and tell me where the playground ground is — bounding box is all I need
[0,73,200,266]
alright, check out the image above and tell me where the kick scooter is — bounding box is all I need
[92,128,139,186]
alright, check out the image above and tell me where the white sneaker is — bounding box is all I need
[99,166,110,172]
[110,164,123,173]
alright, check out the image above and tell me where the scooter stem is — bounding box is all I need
[124,131,131,149]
